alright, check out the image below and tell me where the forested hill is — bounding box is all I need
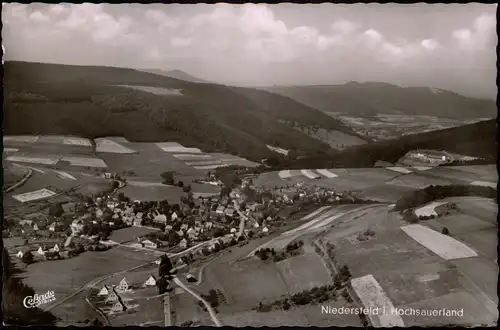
[265,119,497,169]
[3,61,360,161]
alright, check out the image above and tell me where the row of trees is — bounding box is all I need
[2,249,57,325]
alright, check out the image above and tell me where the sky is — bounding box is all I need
[2,3,497,99]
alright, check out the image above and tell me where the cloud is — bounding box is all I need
[1,3,496,98]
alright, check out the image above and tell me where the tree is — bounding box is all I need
[157,276,171,294]
[111,181,120,190]
[183,185,192,193]
[48,203,64,218]
[161,171,175,185]
[442,227,450,235]
[21,251,34,265]
[159,254,173,277]
[177,181,184,188]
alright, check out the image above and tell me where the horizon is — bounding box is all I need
[2,3,497,99]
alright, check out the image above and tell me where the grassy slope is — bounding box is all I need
[266,82,497,119]
[3,61,358,161]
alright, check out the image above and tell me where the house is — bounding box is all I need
[216,206,225,215]
[52,244,60,252]
[142,239,162,249]
[49,223,56,232]
[180,223,188,231]
[171,212,178,221]
[179,238,188,249]
[107,201,119,210]
[36,246,46,256]
[105,290,119,303]
[205,221,213,230]
[154,214,167,223]
[95,209,104,219]
[111,299,127,313]
[224,208,235,217]
[71,219,85,234]
[19,220,33,227]
[16,250,25,258]
[143,275,157,287]
[253,222,260,228]
[33,223,39,231]
[116,278,129,292]
[165,225,173,232]
[186,227,195,236]
[98,285,109,296]
[262,227,269,234]
[230,228,237,234]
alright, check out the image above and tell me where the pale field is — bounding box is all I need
[6,155,60,165]
[300,169,321,179]
[386,167,413,174]
[63,137,93,146]
[470,181,497,188]
[414,201,448,217]
[351,274,405,327]
[173,154,213,160]
[3,135,39,143]
[117,85,183,96]
[61,156,108,168]
[316,168,338,178]
[156,142,202,154]
[53,170,78,181]
[95,139,137,154]
[12,188,57,202]
[266,144,289,155]
[400,224,478,260]
[127,180,169,187]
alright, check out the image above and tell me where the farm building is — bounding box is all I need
[142,239,162,249]
[171,212,178,221]
[154,213,167,223]
[33,224,39,231]
[36,246,46,256]
[262,227,269,234]
[98,286,110,296]
[143,275,157,287]
[52,244,60,252]
[48,223,56,231]
[116,278,129,292]
[105,290,119,303]
[186,274,197,283]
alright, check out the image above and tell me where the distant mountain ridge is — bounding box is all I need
[139,68,210,83]
[265,82,497,119]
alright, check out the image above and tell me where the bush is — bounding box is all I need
[442,227,450,235]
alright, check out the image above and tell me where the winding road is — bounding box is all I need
[173,277,222,327]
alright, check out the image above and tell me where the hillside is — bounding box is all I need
[266,82,497,119]
[3,61,361,161]
[138,69,209,83]
[266,119,497,169]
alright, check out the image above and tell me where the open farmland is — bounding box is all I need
[275,252,331,294]
[119,184,184,203]
[354,183,417,203]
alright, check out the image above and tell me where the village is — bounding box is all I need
[9,170,355,271]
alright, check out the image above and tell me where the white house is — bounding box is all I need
[186,227,196,236]
[216,206,225,215]
[262,227,269,233]
[49,223,56,232]
[33,223,39,231]
[16,250,24,258]
[116,278,129,292]
[52,244,60,252]
[111,299,126,312]
[253,222,260,228]
[179,238,188,249]
[230,228,237,234]
[154,214,167,224]
[107,201,119,210]
[98,285,110,296]
[71,219,84,234]
[36,246,45,256]
[143,275,157,287]
[171,212,178,221]
[142,239,161,249]
[105,290,119,303]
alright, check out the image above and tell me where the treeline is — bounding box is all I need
[2,249,57,326]
[393,184,497,211]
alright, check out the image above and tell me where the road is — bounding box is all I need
[164,293,172,326]
[173,277,222,327]
[4,167,33,193]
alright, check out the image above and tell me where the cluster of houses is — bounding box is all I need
[96,275,159,313]
[408,150,451,164]
[16,243,69,261]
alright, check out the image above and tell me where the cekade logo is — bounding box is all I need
[23,290,56,308]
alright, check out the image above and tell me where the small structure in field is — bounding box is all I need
[52,244,60,252]
[186,274,197,283]
[111,299,127,313]
[143,275,157,287]
[36,246,46,256]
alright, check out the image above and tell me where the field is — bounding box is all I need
[109,227,160,243]
[414,201,448,217]
[351,274,404,327]
[119,185,184,203]
[275,252,331,294]
[400,224,478,260]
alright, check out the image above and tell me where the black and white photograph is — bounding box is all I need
[1,2,498,327]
